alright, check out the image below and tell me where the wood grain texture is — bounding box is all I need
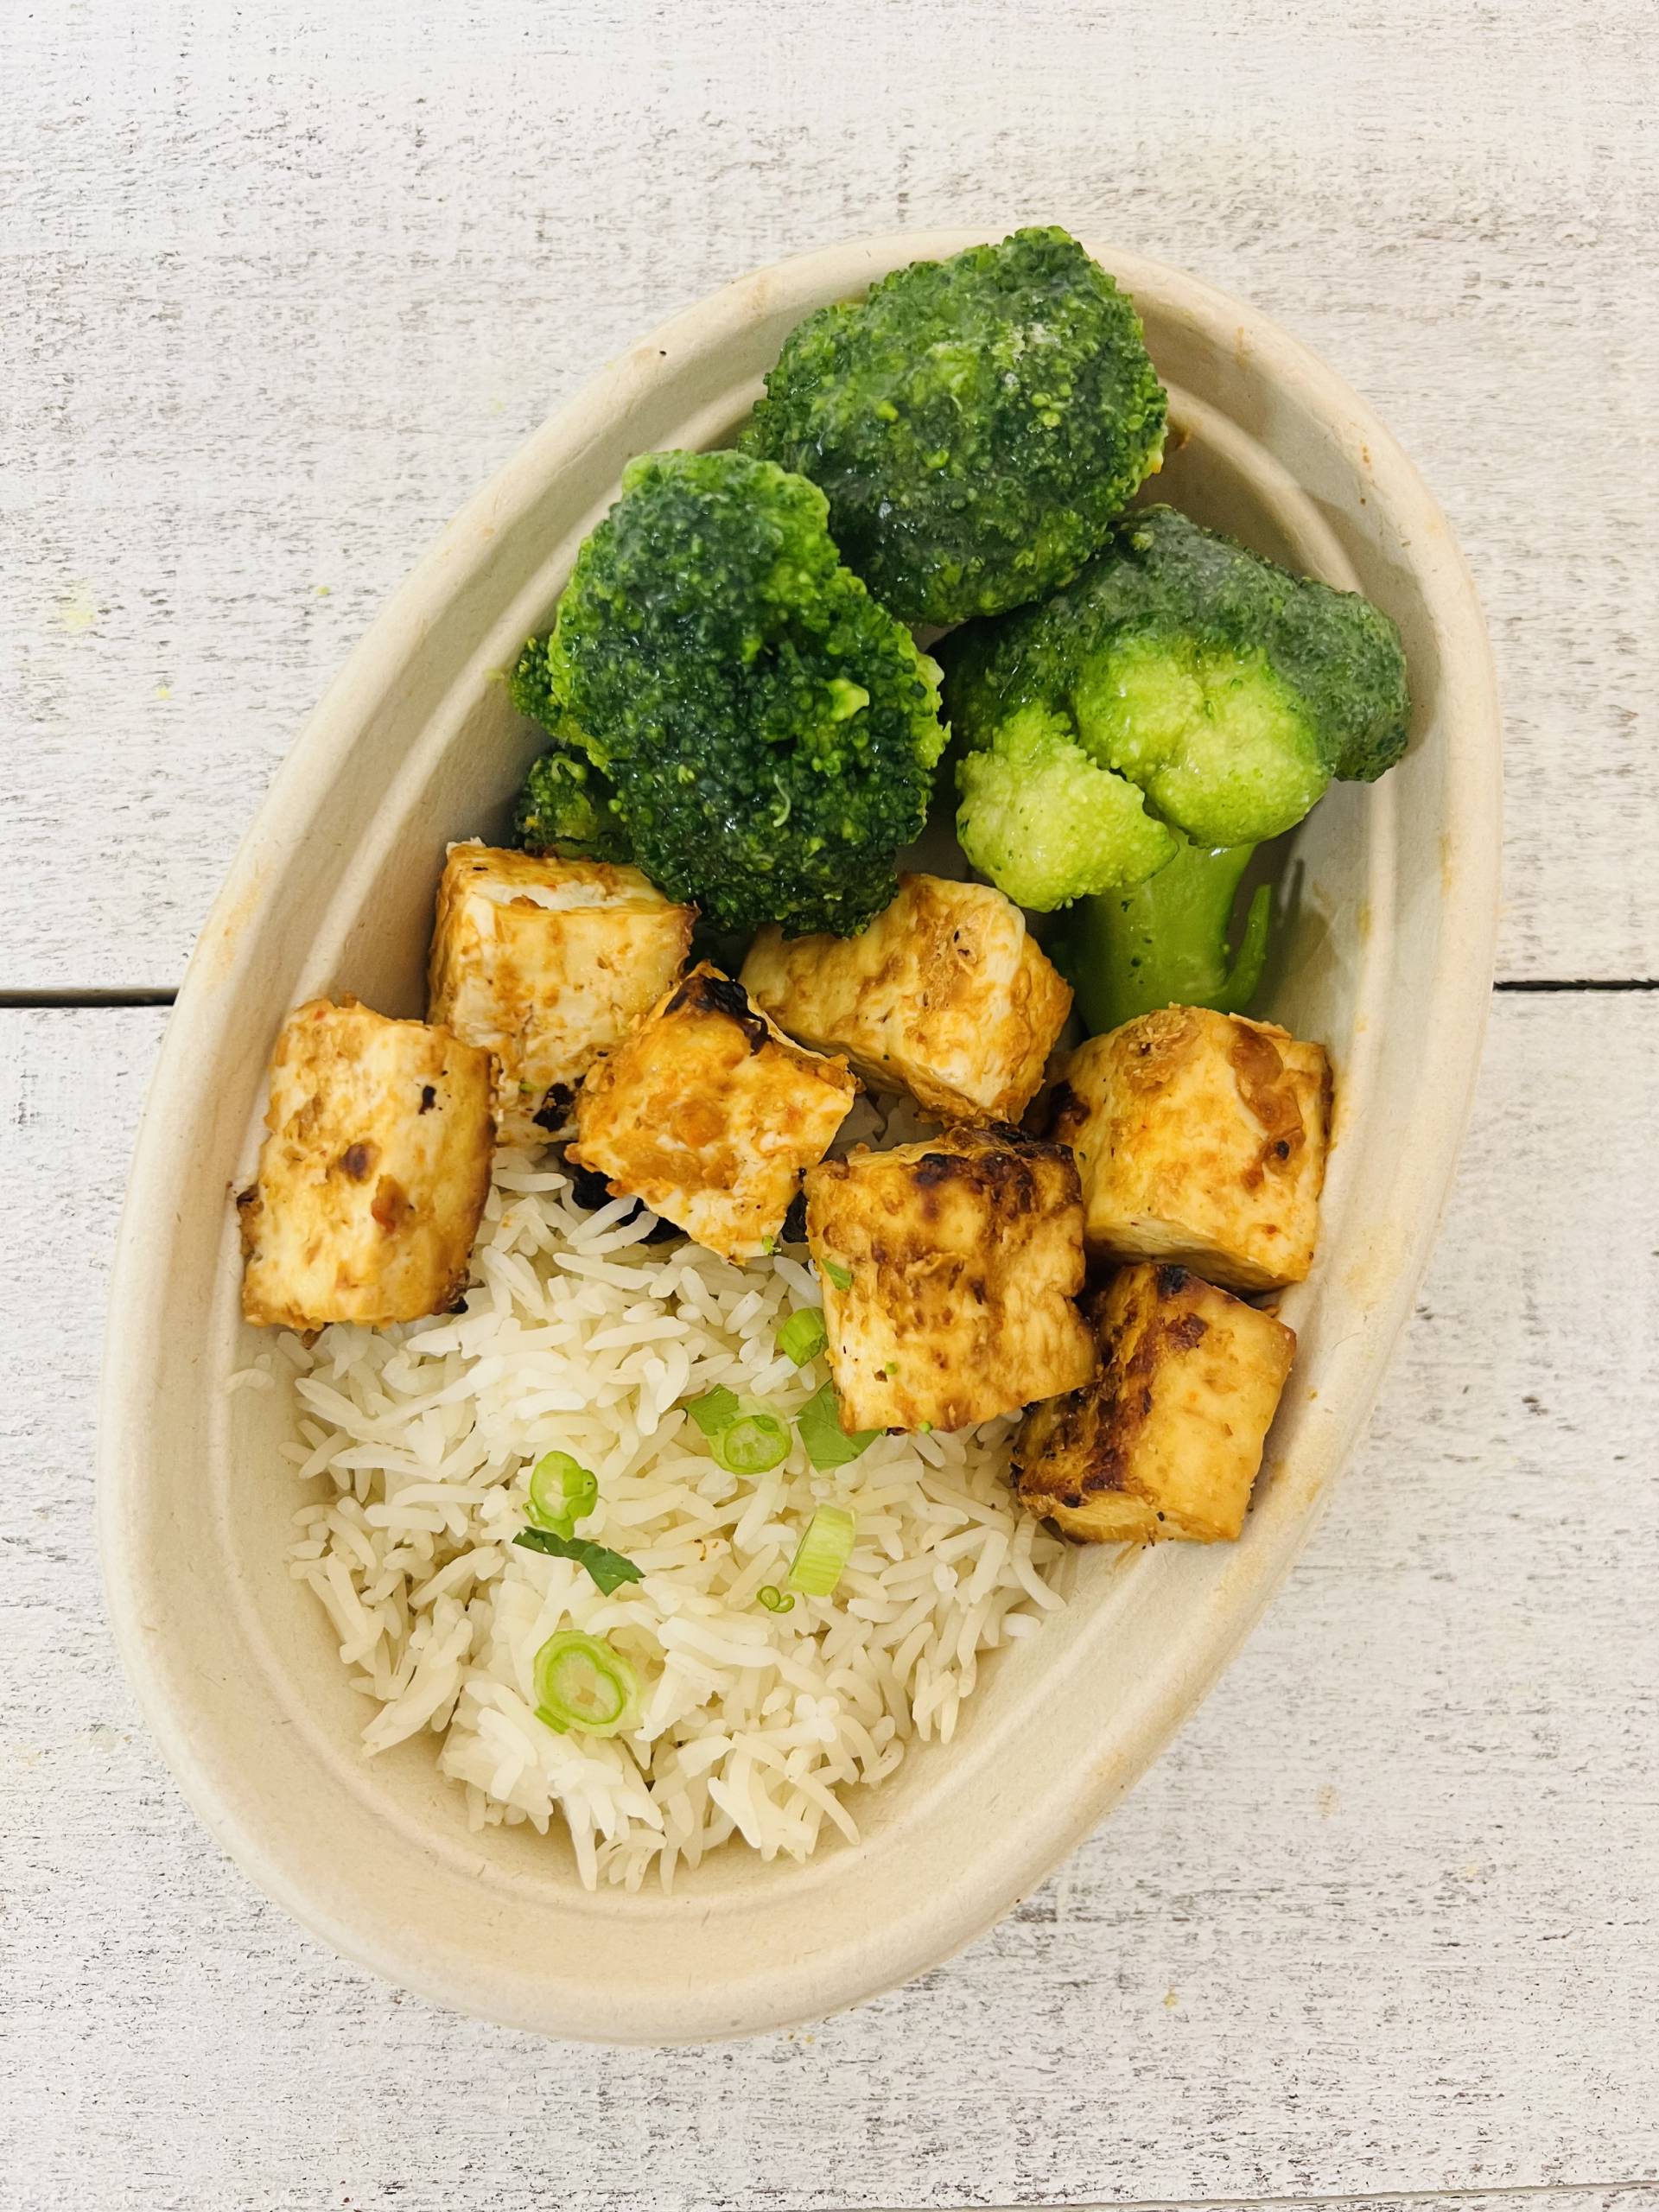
[3,994,1656,2209]
[928,2202,1659,2212]
[939,2202,1659,2212]
[4,0,1655,988]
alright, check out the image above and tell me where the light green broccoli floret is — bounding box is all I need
[943,504,1410,1020]
[943,501,1409,923]
[1071,633,1329,847]
[944,505,1409,866]
[955,703,1176,911]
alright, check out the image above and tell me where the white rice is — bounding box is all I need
[276,1128,1065,1891]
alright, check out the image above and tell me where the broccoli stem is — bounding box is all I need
[1065,838,1271,1034]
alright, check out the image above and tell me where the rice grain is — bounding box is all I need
[281,1148,1064,1889]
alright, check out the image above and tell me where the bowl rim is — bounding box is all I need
[98,230,1502,2041]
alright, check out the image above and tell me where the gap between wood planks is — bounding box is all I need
[1,981,1656,1010]
[0,988,176,1008]
[1491,978,1659,993]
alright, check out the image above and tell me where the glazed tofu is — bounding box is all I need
[569,964,857,1263]
[741,874,1072,1124]
[804,1123,1095,1433]
[239,997,494,1331]
[1052,1006,1332,1292]
[428,842,693,1143]
[1013,1262,1295,1543]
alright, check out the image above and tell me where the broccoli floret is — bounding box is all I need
[956,702,1176,910]
[509,448,946,936]
[1054,837,1272,1033]
[945,505,1410,855]
[512,741,633,863]
[741,226,1166,626]
[508,629,565,734]
[944,504,1409,1023]
[509,639,633,860]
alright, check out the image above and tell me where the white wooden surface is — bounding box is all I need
[8,999,1659,2206]
[7,0,1658,988]
[5,2,1657,2207]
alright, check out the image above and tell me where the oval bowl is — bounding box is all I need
[99,232,1501,2044]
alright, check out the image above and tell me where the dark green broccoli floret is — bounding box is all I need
[509,644,633,860]
[741,226,1166,626]
[507,629,565,735]
[944,504,1409,1023]
[512,742,633,863]
[509,448,946,936]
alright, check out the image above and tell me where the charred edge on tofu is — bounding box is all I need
[1019,1268,1211,1508]
[533,1083,577,1132]
[665,969,771,1052]
[1084,1273,1215,1499]
[1045,1081,1084,1145]
[906,1125,1084,1218]
[564,1153,682,1243]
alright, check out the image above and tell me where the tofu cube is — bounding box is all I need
[804,1123,1096,1433]
[1014,1262,1296,1543]
[1052,1006,1332,1291]
[569,964,857,1262]
[239,997,494,1331]
[741,874,1072,1124]
[428,842,693,1143]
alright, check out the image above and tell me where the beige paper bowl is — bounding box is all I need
[99,233,1501,2044]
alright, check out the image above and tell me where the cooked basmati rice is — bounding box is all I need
[277,1135,1065,1891]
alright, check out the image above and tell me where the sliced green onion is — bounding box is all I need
[527,1450,598,1534]
[797,1379,879,1471]
[514,1528,642,1594]
[532,1629,638,1737]
[756,1584,795,1614]
[711,1412,790,1477]
[685,1384,741,1436]
[820,1256,854,1292]
[786,1505,856,1598]
[777,1306,828,1366]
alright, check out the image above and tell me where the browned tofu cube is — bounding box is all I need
[239,997,494,1331]
[1052,1006,1332,1292]
[741,874,1072,1125]
[428,842,693,1143]
[804,1123,1095,1433]
[569,965,857,1262]
[1014,1262,1296,1544]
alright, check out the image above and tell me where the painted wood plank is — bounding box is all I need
[4,0,1654,989]
[2,991,1655,2208]
[940,2200,1659,2212]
